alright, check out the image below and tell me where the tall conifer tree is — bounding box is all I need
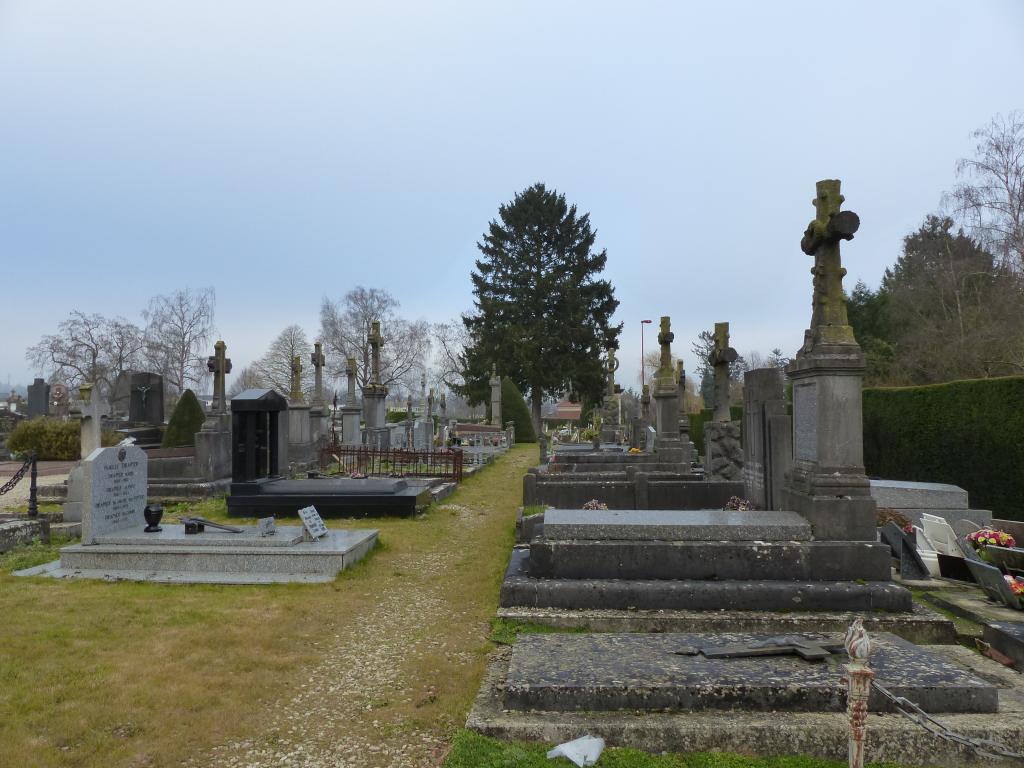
[462,183,621,431]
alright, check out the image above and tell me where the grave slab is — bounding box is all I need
[503,632,996,714]
[95,524,305,548]
[984,621,1024,670]
[542,509,812,541]
[870,480,968,511]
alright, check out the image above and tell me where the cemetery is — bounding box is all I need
[3,7,1024,766]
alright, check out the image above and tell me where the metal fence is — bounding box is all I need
[319,445,463,482]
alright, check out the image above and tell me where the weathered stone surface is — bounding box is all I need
[704,421,742,481]
[0,517,49,552]
[542,509,812,542]
[500,549,911,612]
[527,539,891,581]
[502,632,995,713]
[984,621,1024,670]
[870,480,970,511]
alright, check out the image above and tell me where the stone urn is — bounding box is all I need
[143,504,164,533]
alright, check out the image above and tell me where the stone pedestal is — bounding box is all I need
[340,405,362,446]
[742,368,790,509]
[704,422,742,481]
[782,347,875,541]
[288,403,314,470]
[309,406,328,448]
[651,381,690,465]
[195,413,232,482]
[362,388,387,432]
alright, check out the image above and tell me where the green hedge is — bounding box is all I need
[864,376,1024,520]
[501,379,536,443]
[8,418,120,460]
[162,389,206,448]
[687,406,743,455]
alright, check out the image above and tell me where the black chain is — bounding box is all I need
[872,680,1024,761]
[0,454,35,496]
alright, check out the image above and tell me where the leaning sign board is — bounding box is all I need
[81,444,148,545]
[297,505,328,540]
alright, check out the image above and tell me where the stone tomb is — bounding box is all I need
[228,477,431,518]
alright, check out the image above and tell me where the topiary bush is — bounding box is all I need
[864,376,1024,520]
[686,406,744,453]
[500,379,536,443]
[8,417,120,460]
[161,389,206,448]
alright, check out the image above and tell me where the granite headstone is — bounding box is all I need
[81,444,149,545]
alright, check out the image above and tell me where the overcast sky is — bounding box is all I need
[2,1,1022,392]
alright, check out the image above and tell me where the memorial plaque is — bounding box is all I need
[793,382,818,461]
[81,444,148,545]
[298,505,328,540]
[257,516,277,537]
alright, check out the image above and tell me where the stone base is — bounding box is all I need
[500,549,912,612]
[501,632,995,713]
[467,644,1023,766]
[704,421,742,481]
[0,517,49,552]
[226,476,433,517]
[494,603,957,644]
[542,508,812,541]
[24,525,378,584]
[782,486,876,541]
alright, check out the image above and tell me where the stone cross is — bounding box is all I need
[656,316,674,384]
[428,387,435,418]
[368,320,383,385]
[800,179,860,350]
[310,342,326,408]
[640,383,650,423]
[440,391,447,421]
[420,372,428,417]
[489,364,502,427]
[675,360,686,416]
[206,340,232,414]
[709,322,738,422]
[606,347,619,397]
[344,356,357,406]
[76,382,102,459]
[289,355,304,404]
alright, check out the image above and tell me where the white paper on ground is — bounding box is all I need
[546,735,605,767]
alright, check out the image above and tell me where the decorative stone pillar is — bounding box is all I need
[650,317,688,464]
[489,364,502,427]
[196,340,233,482]
[704,322,742,481]
[340,356,362,446]
[361,321,390,449]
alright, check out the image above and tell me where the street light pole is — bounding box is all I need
[640,319,653,387]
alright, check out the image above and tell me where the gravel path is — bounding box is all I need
[0,472,68,513]
[191,454,530,768]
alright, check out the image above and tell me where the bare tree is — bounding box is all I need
[227,365,267,398]
[432,318,471,391]
[948,111,1024,273]
[254,325,315,397]
[142,287,216,398]
[319,287,431,392]
[26,311,144,408]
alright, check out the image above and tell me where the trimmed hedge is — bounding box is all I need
[687,406,743,455]
[8,417,120,460]
[501,379,536,443]
[863,376,1024,520]
[162,389,206,448]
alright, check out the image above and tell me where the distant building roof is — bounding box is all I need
[542,401,583,422]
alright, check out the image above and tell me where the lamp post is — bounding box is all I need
[640,319,653,387]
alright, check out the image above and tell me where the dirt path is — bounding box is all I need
[193,446,534,768]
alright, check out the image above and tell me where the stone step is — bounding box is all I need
[59,529,377,575]
[501,632,996,714]
[528,539,891,581]
[501,550,912,612]
[542,509,812,541]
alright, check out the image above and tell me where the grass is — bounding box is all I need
[521,504,548,517]
[443,731,903,768]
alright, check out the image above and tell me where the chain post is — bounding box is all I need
[27,453,38,517]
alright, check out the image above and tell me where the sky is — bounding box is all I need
[2,1,1023,393]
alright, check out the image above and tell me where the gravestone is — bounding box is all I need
[489,364,502,427]
[362,321,389,448]
[80,443,149,545]
[340,356,362,446]
[287,355,314,468]
[298,505,328,540]
[650,317,689,464]
[26,378,50,418]
[230,388,289,488]
[966,558,1021,610]
[195,340,233,483]
[782,180,875,541]
[705,322,742,481]
[129,372,164,425]
[879,522,930,580]
[742,368,790,509]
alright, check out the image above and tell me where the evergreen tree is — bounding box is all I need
[500,378,537,443]
[161,389,206,447]
[462,183,621,432]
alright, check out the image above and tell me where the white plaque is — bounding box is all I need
[257,516,277,537]
[297,505,328,540]
[81,444,148,545]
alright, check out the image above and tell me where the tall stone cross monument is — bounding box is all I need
[341,355,362,445]
[207,340,232,415]
[310,342,326,410]
[289,355,305,405]
[489,364,502,427]
[704,322,742,481]
[363,320,390,448]
[650,316,686,463]
[783,179,874,541]
[287,354,314,468]
[600,346,621,442]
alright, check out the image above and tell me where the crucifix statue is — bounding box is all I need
[368,320,384,386]
[606,347,619,397]
[344,356,357,406]
[289,355,304,404]
[656,316,674,385]
[206,340,232,414]
[708,322,738,422]
[310,341,326,408]
[800,179,860,351]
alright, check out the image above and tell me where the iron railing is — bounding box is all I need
[319,444,463,482]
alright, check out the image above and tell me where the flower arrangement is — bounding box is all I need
[723,496,755,512]
[582,499,609,510]
[967,528,1016,551]
[628,447,642,454]
[1006,575,1024,596]
[349,471,368,479]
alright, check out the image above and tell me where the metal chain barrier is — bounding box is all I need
[0,454,35,496]
[872,680,1024,761]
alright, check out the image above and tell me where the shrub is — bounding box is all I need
[500,379,536,443]
[161,389,206,448]
[864,376,1024,520]
[8,418,120,460]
